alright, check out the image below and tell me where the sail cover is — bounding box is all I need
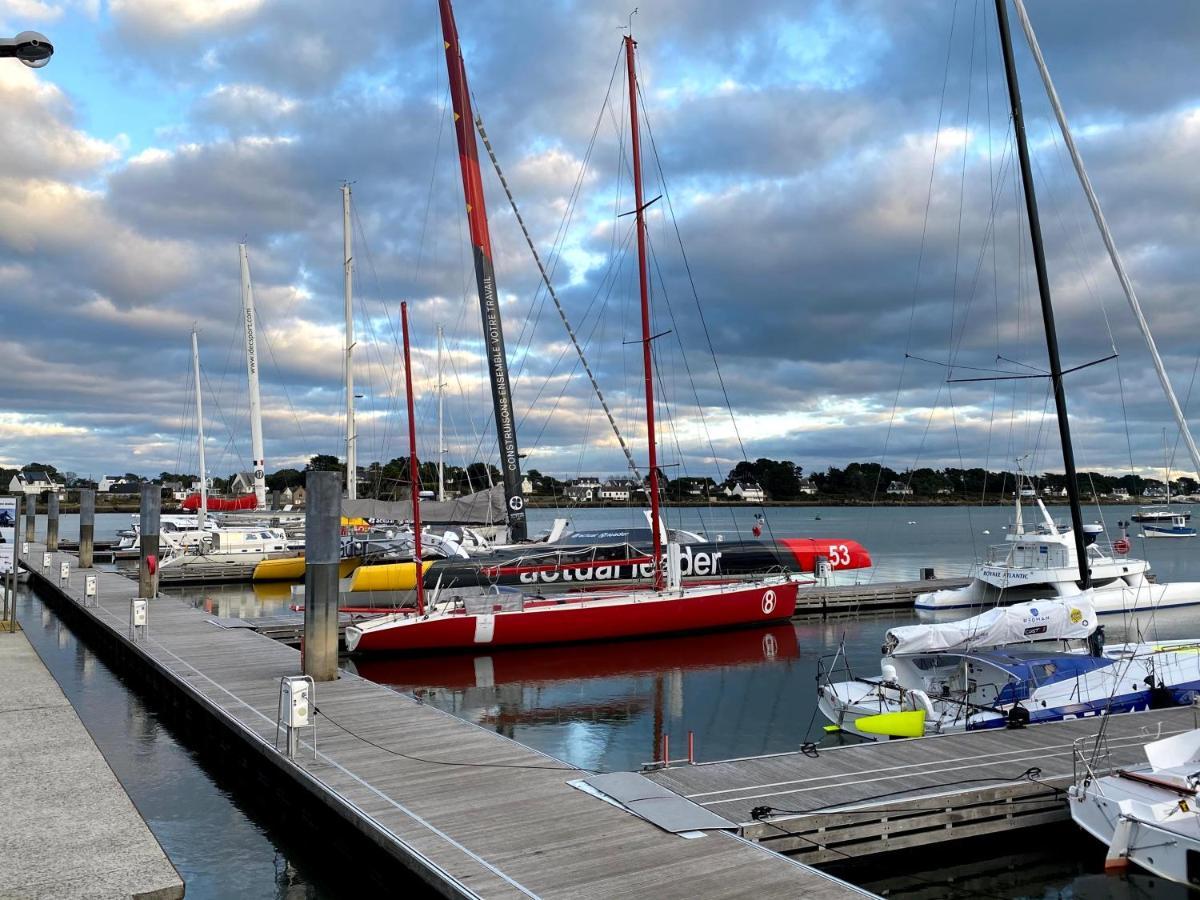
[884,597,1097,656]
[340,485,506,526]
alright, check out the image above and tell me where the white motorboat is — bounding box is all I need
[1141,515,1197,539]
[1070,727,1200,885]
[157,526,292,571]
[818,598,1200,739]
[915,494,1200,614]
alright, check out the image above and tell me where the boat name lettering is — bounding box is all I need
[517,548,722,585]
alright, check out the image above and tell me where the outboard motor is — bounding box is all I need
[1087,624,1106,658]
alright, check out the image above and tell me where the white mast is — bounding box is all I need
[191,327,208,528]
[238,243,267,510]
[437,323,445,502]
[342,183,357,501]
[1014,0,1200,480]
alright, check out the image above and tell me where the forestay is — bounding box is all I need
[884,597,1096,656]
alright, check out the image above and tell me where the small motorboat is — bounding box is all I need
[1141,515,1197,539]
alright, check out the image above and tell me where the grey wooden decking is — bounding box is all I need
[20,544,869,899]
[649,704,1199,863]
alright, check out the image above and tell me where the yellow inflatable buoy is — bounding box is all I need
[854,710,926,739]
[350,560,434,592]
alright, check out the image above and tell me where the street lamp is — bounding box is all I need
[0,31,53,68]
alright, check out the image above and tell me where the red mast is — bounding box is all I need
[401,301,426,617]
[624,35,663,591]
[438,0,527,542]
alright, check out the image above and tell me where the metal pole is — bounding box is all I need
[192,327,208,529]
[1013,0,1200,481]
[4,496,20,629]
[438,0,527,541]
[46,491,59,552]
[24,493,35,544]
[139,483,160,599]
[78,489,95,568]
[995,0,1090,588]
[303,470,341,681]
[437,324,445,504]
[401,302,427,617]
[342,182,357,502]
[624,34,663,590]
[239,243,267,510]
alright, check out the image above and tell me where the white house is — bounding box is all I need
[599,479,635,502]
[8,468,64,498]
[1112,487,1131,499]
[97,474,132,493]
[797,479,818,496]
[565,484,595,502]
[725,481,766,502]
[886,480,914,497]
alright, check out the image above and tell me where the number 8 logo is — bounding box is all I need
[761,589,777,615]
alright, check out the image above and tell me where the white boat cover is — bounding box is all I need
[885,597,1097,656]
[341,485,505,525]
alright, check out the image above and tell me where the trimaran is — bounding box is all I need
[345,16,802,653]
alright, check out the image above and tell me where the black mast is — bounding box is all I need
[995,0,1090,588]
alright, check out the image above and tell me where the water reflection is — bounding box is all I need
[847,828,1190,899]
[353,624,804,771]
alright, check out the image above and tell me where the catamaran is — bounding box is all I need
[345,18,800,653]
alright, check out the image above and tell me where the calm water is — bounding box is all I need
[14,583,346,900]
[25,504,1200,896]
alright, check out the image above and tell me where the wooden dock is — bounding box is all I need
[795,577,968,614]
[647,705,1199,865]
[19,543,870,899]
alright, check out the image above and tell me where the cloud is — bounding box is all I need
[2,0,1200,487]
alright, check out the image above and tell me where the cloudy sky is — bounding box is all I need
[2,0,1199,487]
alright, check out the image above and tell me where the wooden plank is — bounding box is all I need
[20,543,868,899]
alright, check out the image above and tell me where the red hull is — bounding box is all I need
[347,580,799,654]
[181,493,257,511]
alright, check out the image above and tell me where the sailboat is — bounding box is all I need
[158,265,292,577]
[260,0,872,593]
[345,27,799,654]
[822,0,1200,737]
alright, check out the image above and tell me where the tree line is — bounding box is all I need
[7,456,1192,502]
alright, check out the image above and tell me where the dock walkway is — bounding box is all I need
[648,705,1198,864]
[0,623,184,899]
[20,543,869,899]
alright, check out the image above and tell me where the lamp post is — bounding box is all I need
[0,31,53,67]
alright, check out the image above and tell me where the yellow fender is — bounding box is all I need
[252,555,362,582]
[350,560,434,592]
[854,710,926,738]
